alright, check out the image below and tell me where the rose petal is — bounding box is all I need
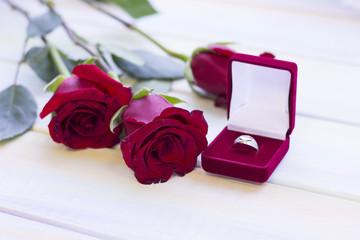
[123,94,173,134]
[191,51,229,96]
[156,107,208,135]
[56,76,107,94]
[175,134,198,176]
[72,64,132,106]
[209,44,236,58]
[40,88,120,118]
[134,170,173,184]
[48,117,63,144]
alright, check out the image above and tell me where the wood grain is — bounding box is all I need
[0,211,99,240]
[0,131,359,240]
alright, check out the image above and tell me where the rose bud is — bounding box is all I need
[186,44,236,107]
[121,94,208,184]
[186,45,276,107]
[40,64,132,149]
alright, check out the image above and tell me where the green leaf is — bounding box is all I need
[58,50,84,71]
[110,105,128,133]
[101,0,157,18]
[82,57,98,65]
[132,87,151,100]
[131,79,171,94]
[44,75,65,92]
[0,85,37,141]
[26,46,81,82]
[159,94,184,105]
[107,46,145,66]
[26,47,59,82]
[112,50,185,80]
[27,11,62,37]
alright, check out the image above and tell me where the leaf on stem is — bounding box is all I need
[59,50,84,71]
[110,105,128,133]
[43,75,66,92]
[26,46,82,82]
[82,57,98,65]
[112,50,185,80]
[159,94,184,105]
[109,46,145,66]
[0,85,37,141]
[99,0,157,18]
[26,47,59,82]
[27,11,62,37]
[132,87,151,100]
[131,79,171,94]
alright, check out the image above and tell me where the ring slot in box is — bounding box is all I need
[201,53,297,183]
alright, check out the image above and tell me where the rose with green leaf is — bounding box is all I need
[40,64,132,149]
[115,91,208,184]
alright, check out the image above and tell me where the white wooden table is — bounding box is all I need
[1,0,360,239]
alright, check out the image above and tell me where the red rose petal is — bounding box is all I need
[208,44,236,57]
[123,94,173,135]
[157,107,208,135]
[56,75,107,94]
[40,88,119,119]
[191,51,229,96]
[72,64,132,106]
[174,134,198,176]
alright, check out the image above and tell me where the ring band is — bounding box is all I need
[233,135,259,152]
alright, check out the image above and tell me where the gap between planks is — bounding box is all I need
[0,131,360,239]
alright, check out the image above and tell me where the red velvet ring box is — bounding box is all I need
[201,53,297,183]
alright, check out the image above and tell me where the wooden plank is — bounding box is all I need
[269,115,360,201]
[2,0,360,64]
[0,131,359,240]
[0,211,99,240]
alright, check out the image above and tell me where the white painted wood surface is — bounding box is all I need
[0,211,99,240]
[1,0,360,239]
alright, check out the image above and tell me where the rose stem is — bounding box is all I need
[12,37,29,86]
[2,1,29,108]
[5,0,72,80]
[81,0,189,62]
[38,0,112,74]
[4,0,48,44]
[4,0,40,85]
[49,44,71,78]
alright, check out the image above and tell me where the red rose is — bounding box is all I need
[121,94,208,184]
[40,64,132,149]
[189,44,236,107]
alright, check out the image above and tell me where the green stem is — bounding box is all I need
[82,0,189,62]
[13,37,29,86]
[130,25,189,62]
[40,0,112,73]
[49,44,71,78]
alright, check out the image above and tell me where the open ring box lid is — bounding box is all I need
[201,53,297,183]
